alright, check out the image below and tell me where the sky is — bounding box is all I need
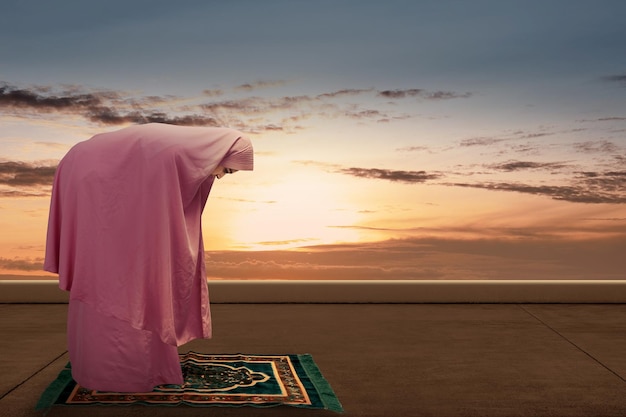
[1,0,625,280]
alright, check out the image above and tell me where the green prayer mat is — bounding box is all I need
[37,351,343,413]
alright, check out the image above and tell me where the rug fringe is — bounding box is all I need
[35,363,72,410]
[297,354,344,413]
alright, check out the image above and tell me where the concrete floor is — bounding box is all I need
[1,303,625,417]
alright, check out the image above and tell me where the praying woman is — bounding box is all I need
[44,123,253,392]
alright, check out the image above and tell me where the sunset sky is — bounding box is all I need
[1,0,625,280]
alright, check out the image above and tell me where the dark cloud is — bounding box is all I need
[578,170,626,194]
[0,82,108,111]
[377,89,471,100]
[0,189,50,197]
[596,117,626,121]
[426,91,472,99]
[1,82,473,133]
[578,116,626,123]
[378,88,421,98]
[460,137,507,147]
[86,109,221,127]
[0,161,56,197]
[518,132,553,139]
[234,80,288,91]
[460,129,558,149]
[317,87,471,101]
[0,82,222,127]
[344,109,386,120]
[602,74,626,86]
[200,91,414,130]
[339,167,442,183]
[201,96,317,116]
[0,161,56,186]
[573,140,620,154]
[316,88,373,99]
[313,158,621,203]
[450,170,626,204]
[488,160,570,172]
[507,143,541,155]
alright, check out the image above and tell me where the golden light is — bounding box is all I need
[203,169,363,251]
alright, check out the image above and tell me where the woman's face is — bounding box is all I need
[212,165,237,179]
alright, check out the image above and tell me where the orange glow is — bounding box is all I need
[203,170,364,251]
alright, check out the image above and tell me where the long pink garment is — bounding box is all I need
[67,299,184,391]
[44,123,253,391]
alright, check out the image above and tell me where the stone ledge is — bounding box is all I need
[1,280,625,303]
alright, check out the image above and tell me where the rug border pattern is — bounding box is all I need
[36,352,343,413]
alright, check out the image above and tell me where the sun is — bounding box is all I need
[202,169,363,251]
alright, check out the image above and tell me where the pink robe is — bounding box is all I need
[44,123,253,392]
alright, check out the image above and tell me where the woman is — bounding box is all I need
[44,123,253,392]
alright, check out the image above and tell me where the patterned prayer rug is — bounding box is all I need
[36,351,343,412]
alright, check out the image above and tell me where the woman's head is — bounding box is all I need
[219,136,254,172]
[211,166,237,179]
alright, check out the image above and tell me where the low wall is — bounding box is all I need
[1,280,625,303]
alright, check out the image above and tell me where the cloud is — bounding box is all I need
[596,117,626,121]
[0,82,223,127]
[85,109,222,126]
[201,96,310,115]
[579,170,626,190]
[0,257,43,271]
[0,189,50,197]
[316,88,374,99]
[202,88,224,97]
[518,132,553,139]
[487,160,570,172]
[338,167,442,183]
[1,81,473,134]
[450,170,626,204]
[573,140,620,154]
[459,128,559,149]
[602,74,626,86]
[203,233,626,280]
[315,88,472,101]
[309,153,625,203]
[0,161,56,197]
[377,88,471,100]
[234,80,289,91]
[460,137,508,147]
[0,82,108,111]
[343,109,387,120]
[6,231,625,280]
[204,244,443,280]
[578,116,626,124]
[396,145,433,153]
[507,143,542,155]
[0,161,56,186]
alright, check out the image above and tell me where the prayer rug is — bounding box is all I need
[37,351,343,412]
